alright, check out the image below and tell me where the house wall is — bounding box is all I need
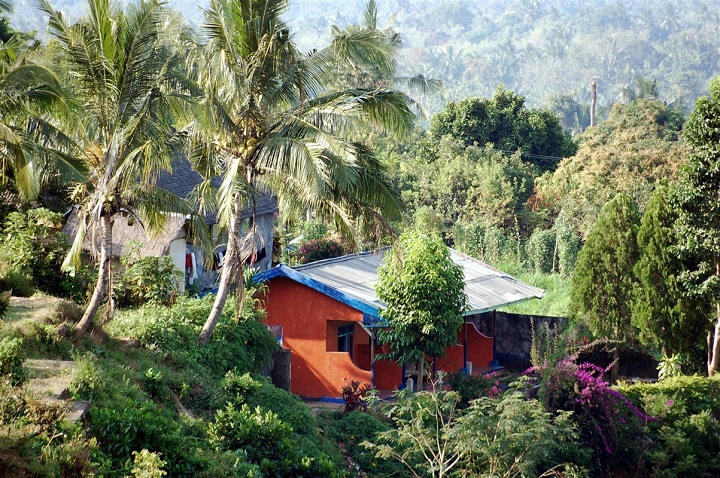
[168,238,186,293]
[263,277,371,398]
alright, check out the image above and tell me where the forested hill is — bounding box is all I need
[11,0,719,115]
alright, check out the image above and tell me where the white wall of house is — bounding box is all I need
[168,237,187,293]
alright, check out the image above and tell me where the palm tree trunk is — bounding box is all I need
[199,194,243,345]
[75,214,112,335]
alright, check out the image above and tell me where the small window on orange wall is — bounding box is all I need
[337,324,354,358]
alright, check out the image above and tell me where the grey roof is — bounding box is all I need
[292,247,544,314]
[156,155,278,224]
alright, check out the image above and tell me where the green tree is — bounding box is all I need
[429,87,577,171]
[571,193,640,347]
[676,77,720,376]
[633,182,709,356]
[41,0,209,334]
[376,228,467,391]
[536,98,686,238]
[0,2,71,201]
[190,0,414,344]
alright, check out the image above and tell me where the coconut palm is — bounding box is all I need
[40,0,209,334]
[187,0,415,345]
[0,20,77,200]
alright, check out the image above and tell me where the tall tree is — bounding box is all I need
[633,182,709,356]
[41,0,209,334]
[376,228,467,391]
[676,77,720,376]
[189,0,414,345]
[571,193,640,349]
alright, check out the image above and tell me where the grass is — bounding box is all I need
[495,262,572,317]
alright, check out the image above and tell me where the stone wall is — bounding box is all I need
[467,312,568,372]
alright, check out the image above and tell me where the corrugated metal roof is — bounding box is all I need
[291,247,544,315]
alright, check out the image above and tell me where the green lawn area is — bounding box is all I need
[498,264,571,317]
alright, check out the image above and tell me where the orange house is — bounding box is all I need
[255,248,543,400]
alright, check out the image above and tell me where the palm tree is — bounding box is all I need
[188,0,415,345]
[0,16,77,200]
[40,0,209,335]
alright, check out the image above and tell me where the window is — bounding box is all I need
[337,324,354,358]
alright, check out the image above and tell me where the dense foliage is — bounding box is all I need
[115,242,182,308]
[675,77,720,375]
[571,193,640,343]
[107,295,277,379]
[429,88,576,171]
[633,183,709,356]
[365,382,587,477]
[537,99,686,237]
[0,208,89,300]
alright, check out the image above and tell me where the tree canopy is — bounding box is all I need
[537,98,686,238]
[429,88,577,171]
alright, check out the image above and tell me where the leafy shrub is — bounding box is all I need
[209,403,339,477]
[0,380,99,476]
[531,359,652,474]
[0,337,25,386]
[616,375,720,477]
[325,411,396,475]
[554,220,580,276]
[657,354,683,380]
[616,375,720,419]
[143,368,167,399]
[0,208,89,300]
[0,266,35,297]
[89,399,202,476]
[219,371,315,435]
[295,238,345,264]
[301,221,329,241]
[116,241,182,308]
[130,449,167,478]
[108,296,277,379]
[448,371,501,407]
[341,379,369,412]
[0,291,9,319]
[68,356,105,401]
[365,382,587,477]
[526,228,556,273]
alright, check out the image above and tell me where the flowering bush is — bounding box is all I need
[527,359,654,474]
[295,238,345,264]
[447,371,501,407]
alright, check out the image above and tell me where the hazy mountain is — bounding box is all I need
[9,0,720,113]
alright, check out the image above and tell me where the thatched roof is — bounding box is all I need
[61,209,187,258]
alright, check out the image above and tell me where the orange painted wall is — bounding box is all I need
[465,322,494,370]
[263,277,371,398]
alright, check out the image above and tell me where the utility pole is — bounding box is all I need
[590,80,597,127]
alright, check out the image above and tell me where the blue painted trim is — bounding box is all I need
[307,397,346,404]
[254,265,382,319]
